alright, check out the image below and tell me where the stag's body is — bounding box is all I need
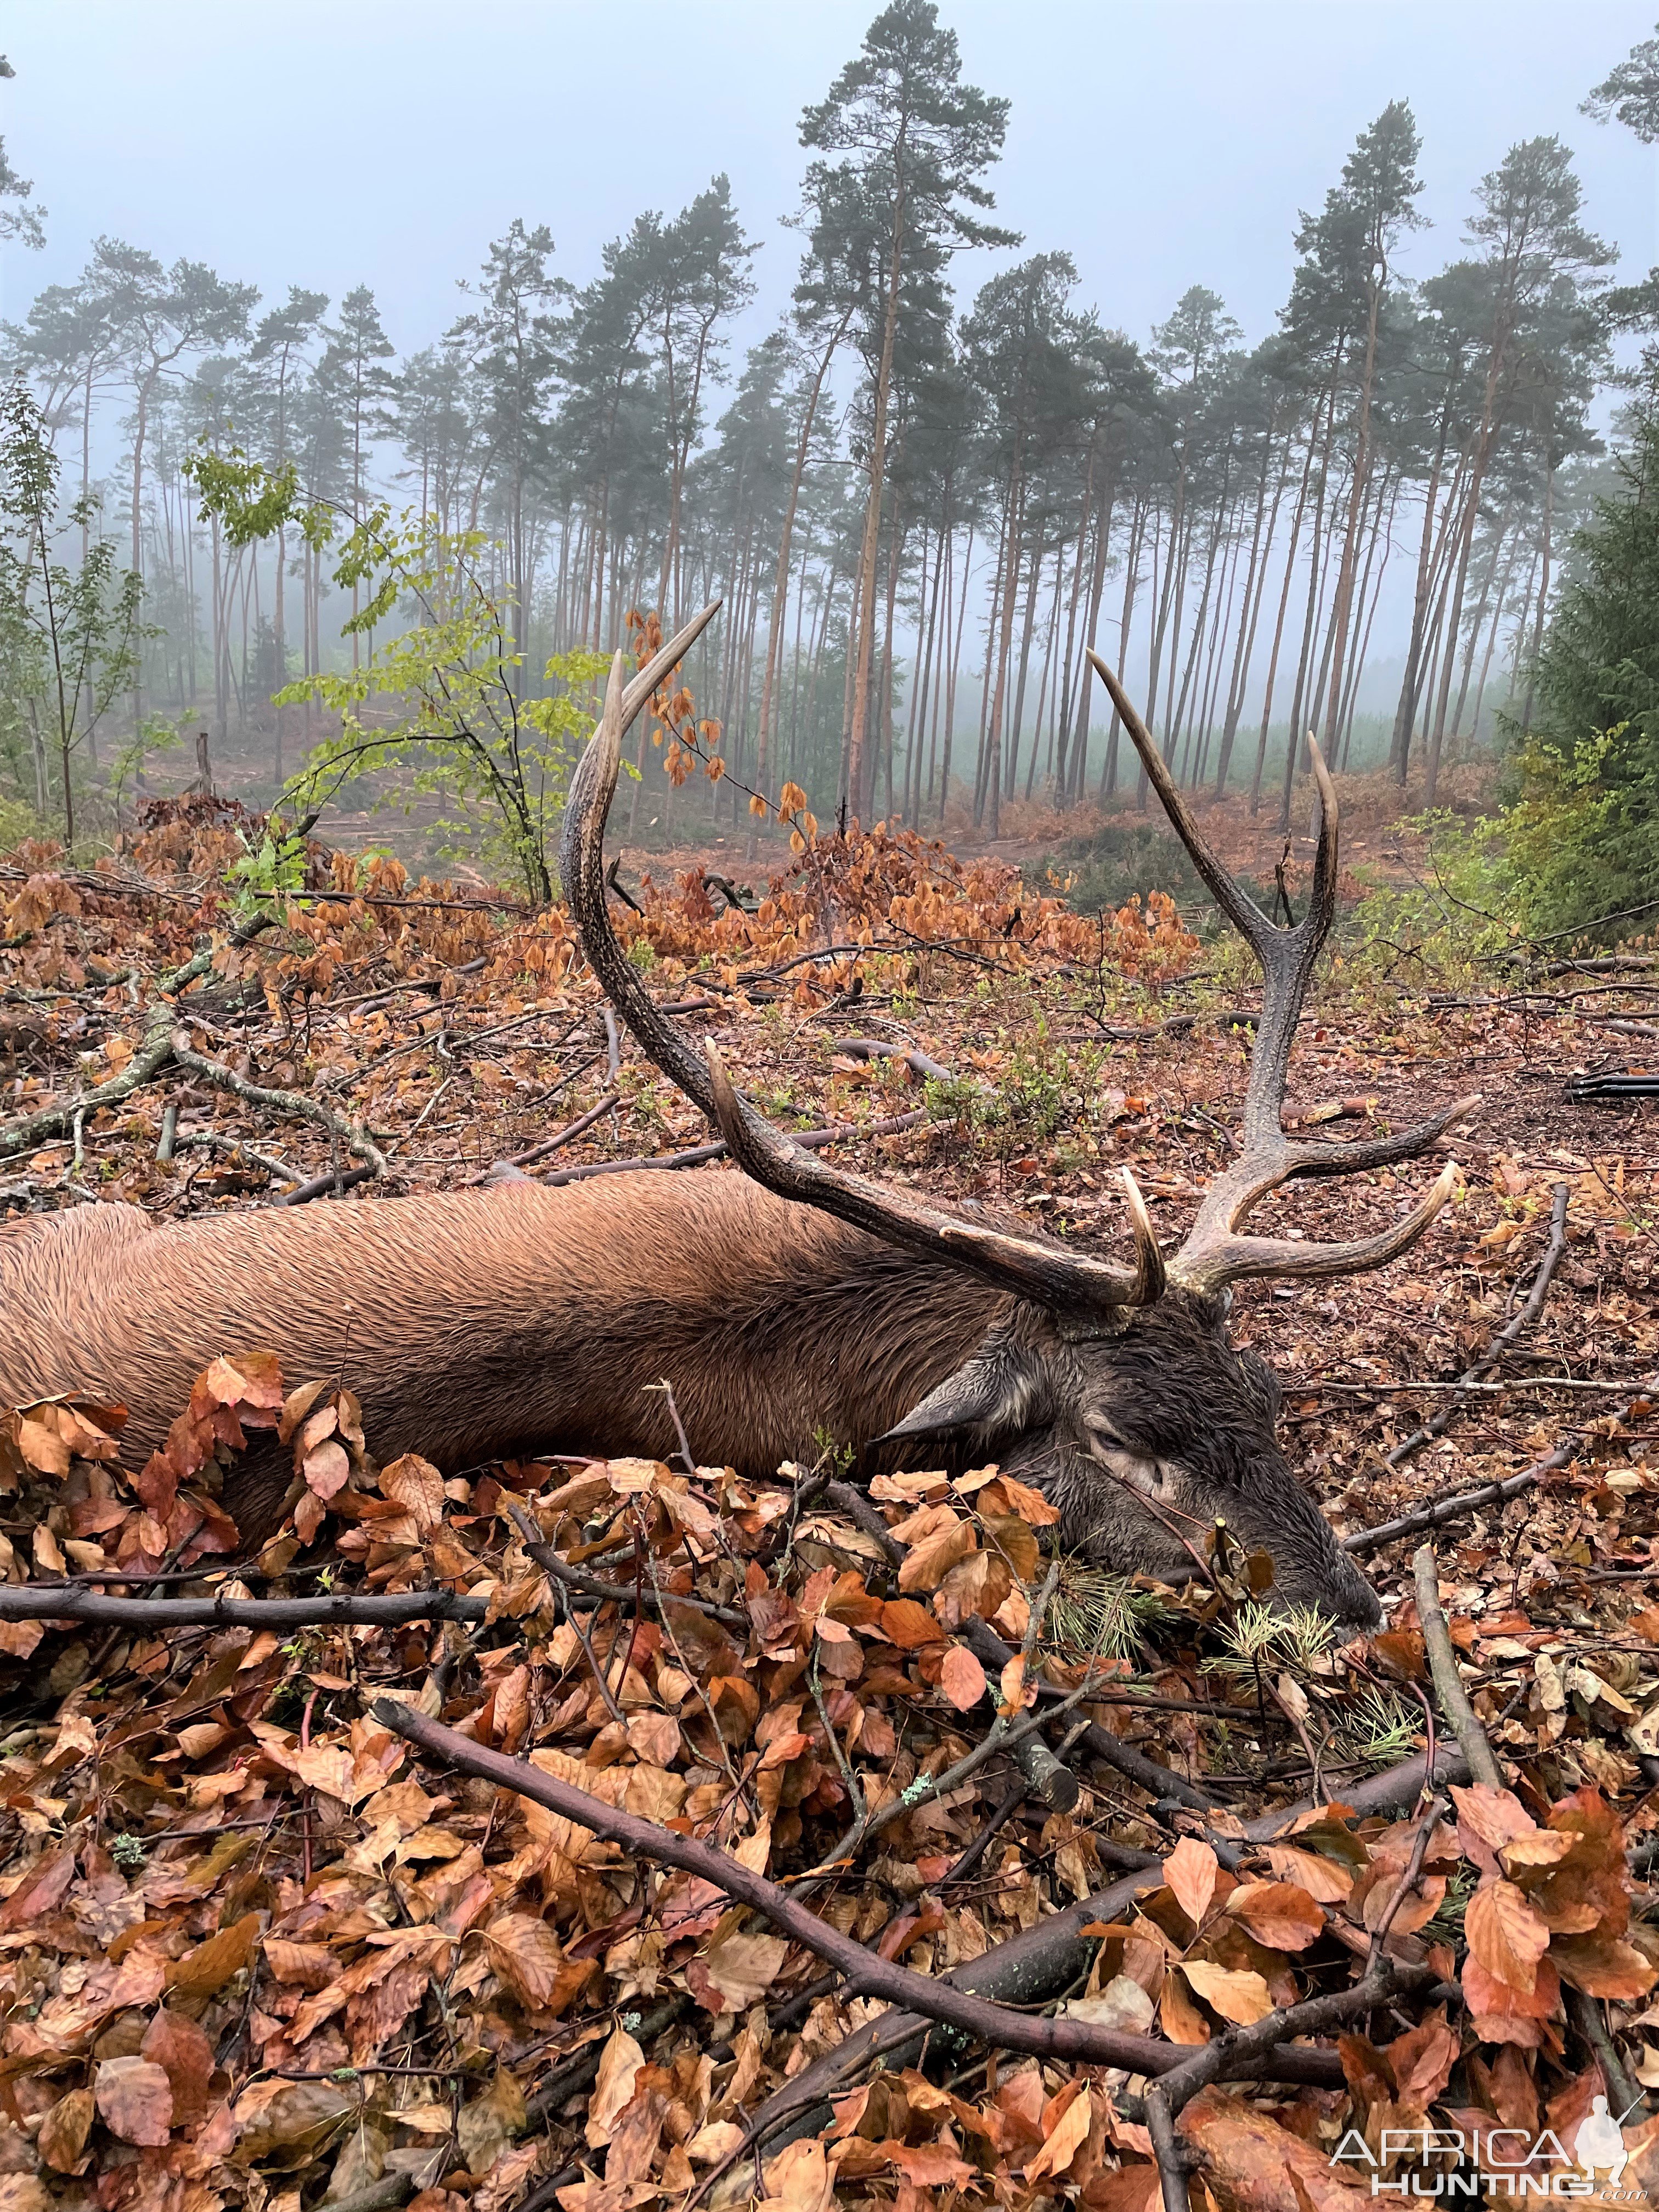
[0,1173,997,1530]
[0,1166,1384,1625]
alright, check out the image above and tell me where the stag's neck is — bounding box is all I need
[498,1177,1013,1469]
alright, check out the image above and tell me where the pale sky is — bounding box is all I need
[5,2,1655,376]
[2,0,1656,717]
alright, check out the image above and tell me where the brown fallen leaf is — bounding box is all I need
[94,2056,173,2147]
[1181,2085,1370,2212]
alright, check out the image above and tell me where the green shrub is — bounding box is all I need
[1502,383,1659,943]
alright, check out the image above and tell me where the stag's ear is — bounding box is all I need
[875,1336,1048,1445]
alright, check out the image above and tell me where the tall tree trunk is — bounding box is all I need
[846,189,909,821]
[748,309,850,856]
[1277,379,1339,830]
[1249,409,1319,815]
[939,525,974,825]
[1215,415,1288,795]
[1102,496,1148,802]
[1005,531,1042,799]
[1519,462,1555,731]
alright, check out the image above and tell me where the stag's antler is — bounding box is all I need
[1085,652,1477,1294]
[562,616,1164,1314]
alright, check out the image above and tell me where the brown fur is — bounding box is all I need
[0,1177,1002,1541]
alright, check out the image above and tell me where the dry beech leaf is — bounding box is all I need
[1181,1960,1274,2025]
[898,1519,977,1593]
[585,2024,646,2150]
[1161,1969,1212,2045]
[1179,2085,1369,2212]
[1465,1879,1551,1995]
[168,1911,259,2001]
[485,1912,567,2011]
[941,1643,988,1711]
[878,1598,945,1649]
[1025,2085,1092,2184]
[759,2136,836,2212]
[94,2056,173,2147]
[1264,1846,1353,1904]
[1228,1881,1324,1952]
[36,2088,93,2175]
[994,1472,1062,1526]
[701,1929,788,2010]
[1164,1836,1220,1928]
[139,2007,214,2125]
[380,1452,447,1534]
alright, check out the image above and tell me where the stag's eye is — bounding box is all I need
[1088,1432,1167,1499]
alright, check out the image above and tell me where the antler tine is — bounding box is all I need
[1086,652,1335,1152]
[1084,651,1477,1297]
[561,604,726,1121]
[1174,1159,1463,1293]
[562,628,1160,1314]
[1119,1167,1166,1306]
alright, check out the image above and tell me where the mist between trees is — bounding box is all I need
[0,2,1632,874]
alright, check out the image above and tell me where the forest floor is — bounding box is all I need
[0,791,1656,2212]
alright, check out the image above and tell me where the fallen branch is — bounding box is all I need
[822,1479,903,1564]
[1414,1543,1504,1790]
[509,1091,619,1171]
[275,1162,380,1207]
[961,1614,1223,1815]
[174,1130,300,1182]
[170,1028,388,1176]
[742,1737,1470,2161]
[160,909,276,997]
[1568,1985,1648,2118]
[1345,1372,1659,1556]
[0,1018,175,1160]
[0,1583,495,1631]
[1156,1960,1416,2121]
[500,1498,747,1629]
[829,1036,957,1084]
[369,1699,1341,2081]
[1386,1182,1570,1467]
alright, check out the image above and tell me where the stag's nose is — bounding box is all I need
[1330,1554,1383,1634]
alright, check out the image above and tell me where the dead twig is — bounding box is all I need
[1413,1542,1504,1789]
[741,1737,1465,2162]
[170,1029,389,1176]
[961,1613,1223,1815]
[275,1162,380,1207]
[499,1498,747,1630]
[369,1698,1347,2081]
[0,1584,496,1630]
[1344,1371,1659,1556]
[0,1017,175,1160]
[507,1091,619,1171]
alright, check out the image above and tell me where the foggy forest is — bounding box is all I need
[2,8,1659,2212]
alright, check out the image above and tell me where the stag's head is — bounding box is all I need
[563,612,1476,1637]
[875,1290,1383,1629]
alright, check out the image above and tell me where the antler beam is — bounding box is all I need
[1085,652,1477,1295]
[561,617,1163,1314]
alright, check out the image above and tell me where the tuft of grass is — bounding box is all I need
[1339,1684,1419,1769]
[1217,1600,1340,1677]
[1048,1558,1174,1661]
